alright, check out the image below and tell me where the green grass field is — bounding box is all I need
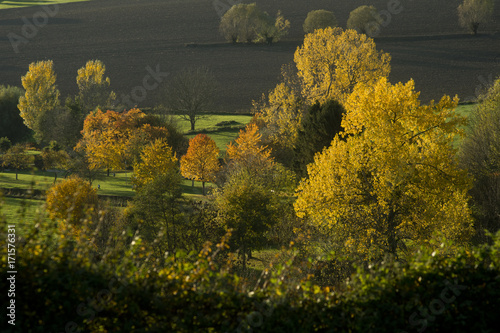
[0,0,89,10]
[173,114,253,153]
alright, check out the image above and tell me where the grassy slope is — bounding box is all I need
[0,0,89,10]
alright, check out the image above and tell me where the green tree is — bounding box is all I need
[219,3,289,44]
[459,77,500,241]
[347,5,383,37]
[1,144,34,180]
[0,137,12,153]
[18,60,60,143]
[294,27,391,105]
[303,9,337,34]
[293,100,345,177]
[164,67,217,131]
[40,146,69,183]
[295,78,474,260]
[0,85,32,144]
[458,0,494,35]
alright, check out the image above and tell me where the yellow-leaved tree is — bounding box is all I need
[46,176,98,235]
[294,27,391,105]
[294,78,474,260]
[132,138,178,189]
[76,60,115,112]
[180,134,220,195]
[18,60,60,143]
[226,123,272,166]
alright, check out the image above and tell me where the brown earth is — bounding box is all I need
[0,0,499,113]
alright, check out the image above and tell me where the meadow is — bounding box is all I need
[0,0,88,10]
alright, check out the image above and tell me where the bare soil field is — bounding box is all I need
[1,0,499,112]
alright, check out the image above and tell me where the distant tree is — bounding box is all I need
[1,144,34,180]
[294,27,391,105]
[219,3,289,44]
[347,5,382,37]
[164,67,217,131]
[0,137,12,154]
[18,60,61,143]
[0,85,32,144]
[303,9,337,34]
[255,10,290,44]
[40,146,70,183]
[295,78,473,261]
[459,77,500,241]
[458,0,494,35]
[46,176,98,232]
[76,60,116,113]
[293,100,345,177]
[180,134,220,195]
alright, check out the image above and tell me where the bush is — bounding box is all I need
[0,85,32,144]
[303,9,337,34]
[347,5,382,37]
[0,137,12,153]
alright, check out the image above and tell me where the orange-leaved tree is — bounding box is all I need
[76,108,169,175]
[226,123,272,167]
[180,134,220,195]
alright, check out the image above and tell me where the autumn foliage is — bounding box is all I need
[180,134,220,195]
[46,176,98,228]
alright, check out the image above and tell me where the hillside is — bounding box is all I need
[0,0,499,112]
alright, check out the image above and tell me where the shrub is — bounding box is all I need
[303,9,337,34]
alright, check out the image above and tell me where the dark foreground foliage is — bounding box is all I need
[2,219,499,332]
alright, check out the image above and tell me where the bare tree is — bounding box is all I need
[458,0,494,35]
[164,67,217,131]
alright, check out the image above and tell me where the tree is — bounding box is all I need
[459,77,500,241]
[1,144,34,180]
[130,139,183,257]
[293,100,345,177]
[164,67,217,131]
[40,146,69,183]
[18,60,60,143]
[294,78,474,260]
[294,27,391,105]
[255,10,290,44]
[76,109,171,174]
[458,0,494,35]
[347,5,383,37]
[132,138,179,189]
[0,85,32,144]
[219,3,263,43]
[226,123,273,172]
[303,9,337,34]
[46,176,98,231]
[180,134,220,195]
[219,3,289,44]
[0,137,12,154]
[254,82,304,150]
[76,60,115,113]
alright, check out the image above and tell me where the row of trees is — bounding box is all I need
[219,0,495,41]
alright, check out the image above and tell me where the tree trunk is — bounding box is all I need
[15,170,18,180]
[202,181,205,195]
[190,118,196,131]
[54,171,57,184]
[107,168,110,177]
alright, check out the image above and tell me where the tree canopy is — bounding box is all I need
[295,78,473,260]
